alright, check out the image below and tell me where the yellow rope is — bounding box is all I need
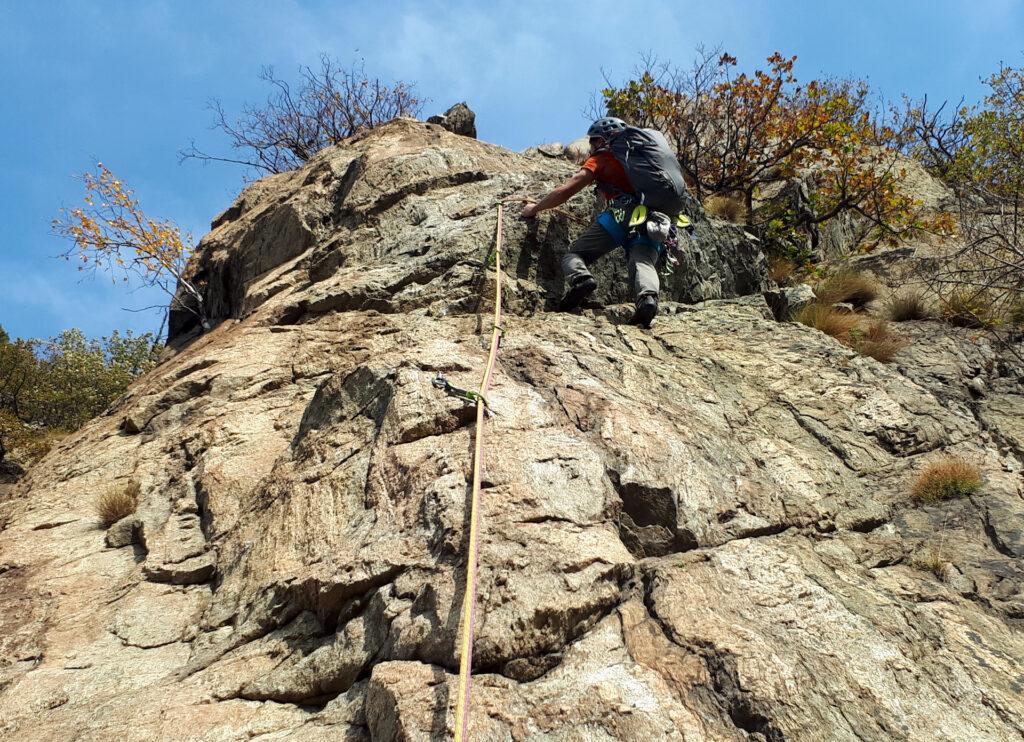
[453,204,504,741]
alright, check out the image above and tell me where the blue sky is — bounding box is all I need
[1,0,1022,341]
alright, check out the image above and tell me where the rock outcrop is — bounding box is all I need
[427,103,477,139]
[2,119,1023,741]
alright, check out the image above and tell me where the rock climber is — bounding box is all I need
[520,116,679,328]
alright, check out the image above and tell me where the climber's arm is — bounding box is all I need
[520,169,595,218]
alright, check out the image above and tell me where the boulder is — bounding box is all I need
[104,515,141,548]
[763,282,816,320]
[0,457,24,483]
[427,102,477,138]
[168,118,769,342]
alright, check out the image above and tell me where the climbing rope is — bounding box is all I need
[453,204,504,742]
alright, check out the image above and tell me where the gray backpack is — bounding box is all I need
[608,127,688,217]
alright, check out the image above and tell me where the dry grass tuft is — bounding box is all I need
[794,302,861,340]
[910,548,945,577]
[813,271,880,307]
[851,320,906,362]
[886,290,932,322]
[768,257,796,286]
[703,193,748,223]
[95,480,140,527]
[797,305,905,362]
[911,458,982,504]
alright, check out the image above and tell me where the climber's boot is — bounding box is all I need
[629,294,658,329]
[558,276,598,312]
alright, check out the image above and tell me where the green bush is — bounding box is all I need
[0,325,156,463]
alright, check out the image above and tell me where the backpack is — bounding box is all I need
[607,127,688,217]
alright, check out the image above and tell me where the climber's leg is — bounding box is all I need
[559,222,618,311]
[627,242,660,328]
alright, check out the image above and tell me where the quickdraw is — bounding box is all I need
[432,373,492,414]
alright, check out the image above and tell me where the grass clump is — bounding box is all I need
[794,302,860,340]
[886,290,932,321]
[813,270,879,307]
[910,458,982,504]
[95,480,140,527]
[768,257,796,286]
[850,320,905,362]
[703,194,748,223]
[796,304,905,363]
[910,548,945,577]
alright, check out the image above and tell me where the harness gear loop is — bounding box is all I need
[453,204,504,742]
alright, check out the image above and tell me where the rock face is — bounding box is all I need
[2,119,1023,740]
[170,118,768,343]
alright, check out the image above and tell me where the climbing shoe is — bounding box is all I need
[558,276,598,312]
[629,295,658,328]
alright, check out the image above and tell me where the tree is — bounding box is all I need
[0,328,39,422]
[599,50,948,255]
[180,56,425,175]
[0,326,157,463]
[907,63,1024,337]
[30,329,156,430]
[901,95,971,182]
[52,162,209,330]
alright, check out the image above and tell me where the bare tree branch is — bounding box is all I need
[180,56,426,175]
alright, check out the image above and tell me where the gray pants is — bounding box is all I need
[561,221,660,302]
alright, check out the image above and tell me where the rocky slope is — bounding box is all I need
[1,119,1023,741]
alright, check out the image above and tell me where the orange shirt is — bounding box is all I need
[583,151,634,198]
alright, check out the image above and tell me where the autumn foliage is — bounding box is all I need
[600,50,953,257]
[52,163,209,329]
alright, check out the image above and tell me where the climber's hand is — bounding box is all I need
[520,202,539,220]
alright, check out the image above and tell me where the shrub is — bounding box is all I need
[95,480,140,527]
[1009,298,1024,328]
[769,257,797,286]
[704,194,748,223]
[886,290,932,321]
[911,458,982,504]
[54,165,209,331]
[813,271,879,307]
[851,320,905,362]
[795,303,860,340]
[907,64,1024,347]
[939,289,998,328]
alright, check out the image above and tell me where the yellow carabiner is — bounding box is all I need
[628,204,648,227]
[676,213,692,228]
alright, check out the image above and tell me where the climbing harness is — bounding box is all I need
[432,373,492,414]
[452,204,505,742]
